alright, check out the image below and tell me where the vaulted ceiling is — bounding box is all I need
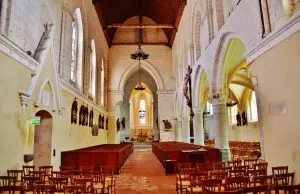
[93,0,187,47]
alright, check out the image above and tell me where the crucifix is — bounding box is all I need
[183,65,194,143]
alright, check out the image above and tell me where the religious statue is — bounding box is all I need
[79,105,85,125]
[236,112,241,126]
[106,118,108,130]
[121,117,125,129]
[242,110,248,126]
[183,66,193,107]
[163,120,172,130]
[89,109,94,127]
[91,124,98,136]
[98,115,102,129]
[84,106,89,126]
[116,118,121,131]
[71,98,78,124]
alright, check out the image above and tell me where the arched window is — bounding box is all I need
[140,99,146,124]
[249,92,258,122]
[229,105,238,124]
[71,20,77,82]
[89,39,96,100]
[100,58,105,106]
[206,101,213,115]
[71,8,83,91]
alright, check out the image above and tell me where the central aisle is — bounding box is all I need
[116,148,176,194]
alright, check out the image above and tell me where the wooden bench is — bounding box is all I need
[61,143,133,174]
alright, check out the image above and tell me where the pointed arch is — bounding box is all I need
[89,39,96,100]
[34,77,57,112]
[118,60,164,91]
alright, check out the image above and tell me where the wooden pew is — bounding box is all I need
[152,141,221,174]
[61,143,133,174]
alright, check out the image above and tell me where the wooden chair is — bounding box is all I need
[33,184,55,194]
[0,176,16,193]
[210,171,229,184]
[29,171,46,184]
[73,178,93,194]
[22,176,40,192]
[248,169,268,185]
[22,165,34,177]
[233,165,249,171]
[254,162,268,170]
[70,170,83,184]
[216,167,232,173]
[225,177,249,191]
[64,185,86,194]
[51,171,69,178]
[252,175,273,193]
[176,168,194,194]
[228,160,241,168]
[39,166,53,177]
[243,185,269,194]
[244,159,258,169]
[177,163,192,172]
[49,177,68,192]
[7,170,23,185]
[101,166,116,194]
[201,179,223,192]
[274,173,294,188]
[187,172,208,193]
[276,184,300,194]
[229,169,247,178]
[79,166,94,172]
[92,171,107,194]
[272,166,289,176]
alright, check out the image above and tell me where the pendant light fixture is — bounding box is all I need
[130,0,149,91]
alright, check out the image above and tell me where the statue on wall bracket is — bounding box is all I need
[106,118,108,130]
[236,112,241,126]
[71,98,78,124]
[89,109,94,127]
[79,104,85,125]
[116,118,121,132]
[242,110,248,126]
[163,120,172,130]
[98,114,101,129]
[84,106,89,126]
[91,124,98,136]
[121,117,125,129]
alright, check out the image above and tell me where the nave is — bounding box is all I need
[116,146,176,194]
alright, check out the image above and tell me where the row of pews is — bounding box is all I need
[152,141,221,174]
[61,143,133,174]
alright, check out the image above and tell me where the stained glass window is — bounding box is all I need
[140,100,146,124]
[71,21,77,82]
[100,59,105,106]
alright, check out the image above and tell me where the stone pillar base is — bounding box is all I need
[220,148,231,162]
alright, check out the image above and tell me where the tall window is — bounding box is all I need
[140,99,146,124]
[71,21,77,82]
[249,92,258,122]
[100,58,105,106]
[206,102,213,115]
[89,39,96,100]
[229,105,238,124]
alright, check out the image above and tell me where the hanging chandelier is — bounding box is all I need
[130,0,149,91]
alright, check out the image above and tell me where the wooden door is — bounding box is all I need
[34,111,53,168]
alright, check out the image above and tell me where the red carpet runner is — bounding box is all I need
[116,149,176,194]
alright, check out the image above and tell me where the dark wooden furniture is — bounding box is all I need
[152,141,221,174]
[61,143,133,174]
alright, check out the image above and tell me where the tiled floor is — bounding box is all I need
[116,148,176,194]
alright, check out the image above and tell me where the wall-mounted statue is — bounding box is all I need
[84,106,89,126]
[121,117,125,129]
[163,120,172,130]
[183,67,193,108]
[91,124,98,136]
[89,109,94,127]
[71,98,78,124]
[242,110,248,126]
[106,118,108,130]
[98,115,101,129]
[236,112,241,126]
[79,105,85,125]
[116,118,121,131]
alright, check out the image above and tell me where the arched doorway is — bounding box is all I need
[34,110,53,167]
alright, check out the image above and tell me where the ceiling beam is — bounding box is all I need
[106,24,175,29]
[111,42,169,46]
[168,0,187,47]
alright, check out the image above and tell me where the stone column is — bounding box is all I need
[253,85,265,160]
[175,118,182,142]
[261,0,271,36]
[181,106,190,143]
[153,101,159,140]
[0,0,8,36]
[193,107,204,145]
[212,99,231,161]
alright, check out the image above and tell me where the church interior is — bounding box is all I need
[0,0,300,193]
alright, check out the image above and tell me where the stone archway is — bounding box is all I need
[33,110,53,168]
